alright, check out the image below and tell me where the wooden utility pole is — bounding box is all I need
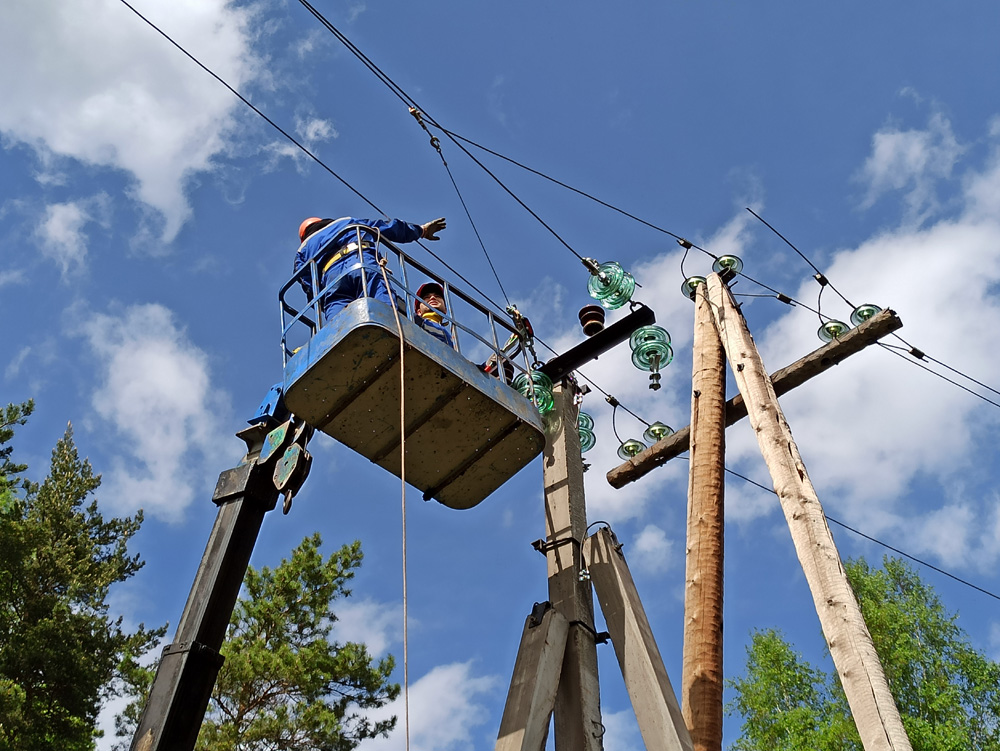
[681,283,726,751]
[543,383,604,751]
[706,273,912,751]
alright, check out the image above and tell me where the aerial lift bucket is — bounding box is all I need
[282,298,545,509]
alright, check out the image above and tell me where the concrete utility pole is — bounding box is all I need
[496,380,693,751]
[681,283,726,751]
[543,383,604,751]
[706,273,912,751]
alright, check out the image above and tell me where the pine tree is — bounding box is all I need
[0,407,164,750]
[194,534,399,751]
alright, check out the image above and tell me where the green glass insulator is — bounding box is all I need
[712,255,744,275]
[681,276,707,300]
[629,324,670,349]
[578,411,594,431]
[579,427,596,453]
[818,320,850,343]
[512,370,555,415]
[643,421,673,444]
[630,326,674,372]
[617,438,646,460]
[850,303,882,327]
[587,261,636,310]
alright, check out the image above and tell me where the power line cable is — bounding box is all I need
[746,207,857,310]
[877,344,1000,410]
[444,128,692,244]
[886,333,1000,400]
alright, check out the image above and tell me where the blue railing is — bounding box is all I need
[278,224,529,382]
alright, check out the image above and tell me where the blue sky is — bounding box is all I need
[4,1,1000,748]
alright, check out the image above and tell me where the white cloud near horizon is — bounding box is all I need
[358,661,499,751]
[75,303,236,523]
[0,0,260,243]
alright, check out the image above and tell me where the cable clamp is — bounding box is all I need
[568,619,611,644]
[408,106,446,164]
[531,536,581,555]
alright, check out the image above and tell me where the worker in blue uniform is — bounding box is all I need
[414,281,454,347]
[295,215,446,321]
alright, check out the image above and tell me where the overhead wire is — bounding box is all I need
[294,0,597,269]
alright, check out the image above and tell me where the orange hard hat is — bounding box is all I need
[298,217,323,242]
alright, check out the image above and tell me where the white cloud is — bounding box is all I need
[299,116,338,145]
[858,111,965,225]
[599,707,644,751]
[75,303,236,522]
[359,661,499,751]
[628,524,674,575]
[0,269,25,287]
[990,622,1000,662]
[333,599,402,657]
[263,113,339,172]
[4,347,32,381]
[34,196,110,277]
[37,202,91,277]
[0,0,260,243]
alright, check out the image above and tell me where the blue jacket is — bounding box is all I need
[418,313,454,348]
[294,217,424,300]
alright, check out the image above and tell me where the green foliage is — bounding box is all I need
[195,533,399,751]
[0,412,164,751]
[728,556,1000,751]
[728,629,858,751]
[0,400,33,494]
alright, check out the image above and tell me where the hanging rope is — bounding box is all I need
[377,259,411,751]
